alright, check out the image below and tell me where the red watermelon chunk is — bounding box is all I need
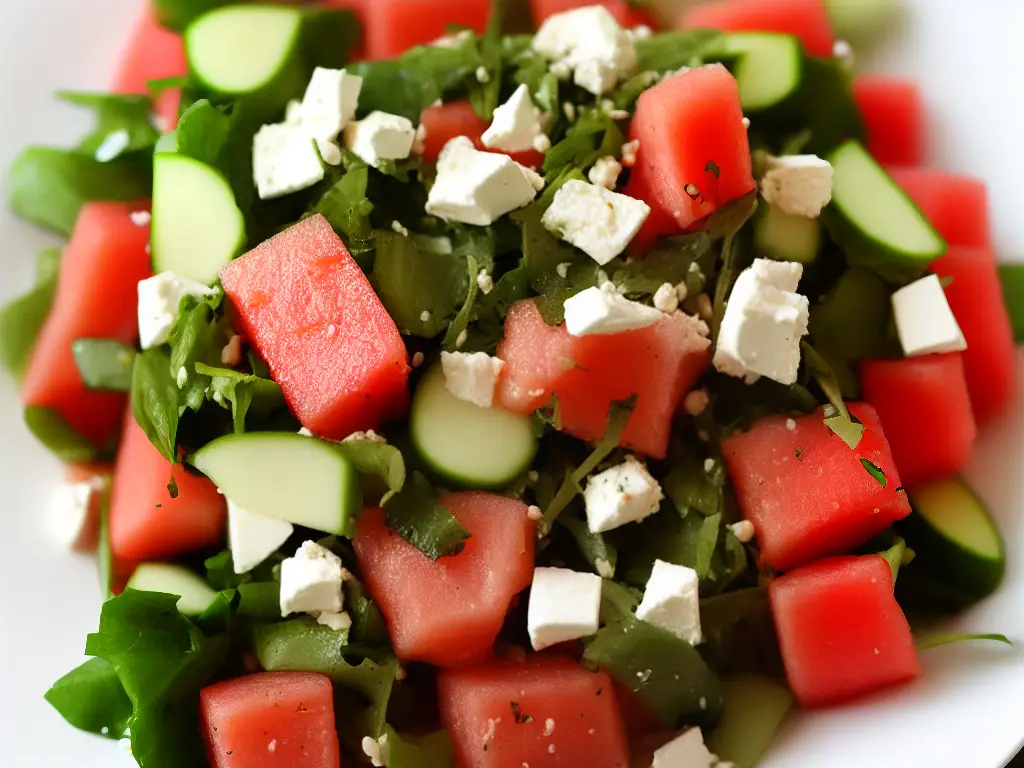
[363,0,491,60]
[418,100,545,168]
[680,0,836,58]
[200,671,340,768]
[770,555,921,708]
[623,64,756,254]
[496,300,712,459]
[438,655,630,768]
[887,167,991,249]
[354,493,535,667]
[531,0,657,28]
[853,76,925,166]
[931,246,1018,424]
[21,202,152,448]
[220,215,409,440]
[722,404,911,572]
[861,354,977,488]
[113,9,187,129]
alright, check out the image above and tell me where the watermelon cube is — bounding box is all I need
[220,215,409,439]
[887,167,991,249]
[722,404,911,572]
[861,354,977,488]
[531,0,657,28]
[680,0,836,58]
[853,76,925,166]
[363,0,491,60]
[112,9,187,129]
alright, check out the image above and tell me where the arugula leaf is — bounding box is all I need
[85,590,230,768]
[150,0,233,31]
[633,29,723,72]
[58,91,160,157]
[334,440,406,506]
[45,657,132,740]
[0,248,61,380]
[383,472,470,560]
[343,576,391,648]
[802,341,865,450]
[998,263,1024,343]
[611,233,712,297]
[878,536,912,584]
[168,293,230,414]
[311,152,375,264]
[442,255,480,350]
[915,633,1012,651]
[131,348,181,464]
[72,339,136,392]
[467,0,505,119]
[194,363,285,433]
[543,109,623,179]
[464,264,531,352]
[24,406,101,462]
[558,515,618,578]
[699,588,784,677]
[662,440,725,519]
[710,192,758,339]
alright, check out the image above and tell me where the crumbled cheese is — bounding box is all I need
[279,541,345,616]
[588,155,622,190]
[481,84,546,153]
[533,134,552,154]
[637,560,702,645]
[563,282,661,337]
[411,351,425,368]
[316,610,353,632]
[253,123,325,199]
[653,282,680,313]
[652,727,724,768]
[317,139,343,166]
[527,567,603,650]
[412,123,428,155]
[475,65,491,83]
[728,520,756,543]
[527,505,544,521]
[130,210,151,227]
[220,334,243,366]
[176,366,188,389]
[342,429,386,443]
[46,482,96,549]
[891,274,967,357]
[620,139,640,167]
[344,111,416,167]
[563,101,577,122]
[137,272,217,350]
[290,67,363,141]
[583,455,663,533]
[440,351,505,409]
[532,6,637,95]
[228,499,294,574]
[361,736,385,768]
[556,262,571,279]
[477,269,494,295]
[391,220,409,237]
[541,180,650,265]
[455,329,468,349]
[761,154,834,218]
[595,557,614,579]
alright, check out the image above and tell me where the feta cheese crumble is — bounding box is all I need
[891,274,967,357]
[344,111,416,168]
[563,282,661,337]
[713,259,810,385]
[653,282,680,313]
[583,455,664,533]
[279,541,345,617]
[652,727,727,768]
[253,123,325,200]
[636,559,703,645]
[137,272,217,350]
[728,520,756,543]
[587,155,622,190]
[316,611,353,632]
[527,567,603,650]
[541,180,650,265]
[532,6,637,95]
[47,481,97,549]
[482,84,546,153]
[440,351,505,409]
[290,67,363,141]
[760,154,834,218]
[228,499,294,574]
[476,269,494,294]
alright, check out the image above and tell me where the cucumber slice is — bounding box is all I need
[185,6,305,113]
[754,202,821,264]
[706,675,795,768]
[823,141,945,284]
[718,33,804,118]
[190,432,361,537]
[152,154,245,285]
[410,366,537,489]
[155,131,178,154]
[126,563,218,616]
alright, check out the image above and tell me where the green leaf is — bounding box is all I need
[384,727,455,768]
[543,109,623,179]
[698,588,784,677]
[24,406,99,462]
[800,57,865,156]
[663,441,725,519]
[633,29,723,72]
[236,582,282,621]
[558,515,618,578]
[72,339,136,392]
[85,590,231,768]
[695,513,723,577]
[860,457,887,487]
[45,657,132,740]
[802,341,865,449]
[998,263,1024,343]
[915,633,1012,651]
[878,536,910,584]
[611,233,712,297]
[131,348,181,463]
[344,576,391,648]
[58,91,160,157]
[0,248,61,380]
[467,0,505,120]
[334,440,406,506]
[383,472,471,560]
[194,363,285,434]
[442,254,479,350]
[97,477,115,598]
[710,192,759,339]
[311,153,375,262]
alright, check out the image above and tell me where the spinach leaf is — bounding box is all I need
[611,233,712,297]
[558,514,618,578]
[344,576,391,648]
[194,363,285,433]
[464,263,531,352]
[802,341,865,450]
[24,406,101,462]
[311,151,375,264]
[383,472,470,560]
[236,582,282,621]
[800,58,865,156]
[45,657,132,740]
[998,263,1024,342]
[72,339,136,392]
[58,91,160,157]
[467,0,505,120]
[0,248,61,380]
[168,293,230,414]
[663,440,725,519]
[878,536,913,584]
[131,347,181,464]
[85,590,231,768]
[334,440,406,505]
[710,192,758,339]
[633,29,723,73]
[442,254,480,350]
[699,588,784,677]
[543,109,623,179]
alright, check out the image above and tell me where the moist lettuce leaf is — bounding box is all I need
[0,248,61,380]
[193,363,285,434]
[72,339,136,392]
[131,347,181,464]
[58,91,160,157]
[334,439,407,506]
[382,471,471,560]
[44,657,133,740]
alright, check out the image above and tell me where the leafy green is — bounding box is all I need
[800,58,865,156]
[311,152,375,263]
[710,192,759,339]
[384,728,455,768]
[334,440,406,505]
[72,339,136,392]
[58,91,160,157]
[236,582,282,621]
[344,576,391,648]
[878,536,912,584]
[97,479,115,598]
[442,255,480,350]
[168,293,228,413]
[194,363,285,433]
[543,109,623,178]
[633,29,723,72]
[915,633,1012,651]
[558,514,618,578]
[383,472,471,560]
[0,248,61,380]
[699,588,784,677]
[998,263,1024,343]
[860,458,887,487]
[45,657,132,740]
[84,590,231,767]
[663,441,725,519]
[24,407,101,462]
[802,342,865,450]
[131,348,181,464]
[467,0,505,120]
[611,233,712,297]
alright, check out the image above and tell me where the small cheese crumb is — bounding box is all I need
[587,155,622,190]
[176,366,188,389]
[420,310,432,323]
[533,134,552,154]
[786,418,797,431]
[742,117,751,129]
[342,429,386,443]
[411,351,424,368]
[477,269,494,295]
[130,210,151,227]
[455,329,469,349]
[703,458,716,474]
[95,129,130,162]
[440,351,505,408]
[620,139,640,167]
[653,282,679,313]
[543,719,556,737]
[316,610,353,632]
[391,220,409,237]
[476,66,491,83]
[361,736,385,768]
[527,505,544,521]
[728,520,756,543]
[563,101,576,122]
[556,262,571,279]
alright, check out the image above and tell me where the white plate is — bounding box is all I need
[0,1,1021,766]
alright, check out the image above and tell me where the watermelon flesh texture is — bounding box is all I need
[769,555,921,708]
[721,404,911,572]
[887,166,991,249]
[680,0,837,57]
[623,64,756,253]
[220,214,409,440]
[363,0,490,60]
[861,353,977,489]
[531,0,658,28]
[21,202,152,448]
[200,671,340,768]
[852,76,925,166]
[931,246,1018,424]
[496,300,712,459]
[418,100,545,168]
[438,655,630,768]
[112,9,187,129]
[354,493,535,667]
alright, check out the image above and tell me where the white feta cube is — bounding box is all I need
[279,540,345,616]
[426,137,541,225]
[587,155,622,190]
[293,67,363,140]
[760,154,834,218]
[137,272,217,350]
[342,429,387,444]
[541,180,650,265]
[713,258,809,385]
[563,282,661,337]
[583,455,663,533]
[440,351,505,409]
[652,728,719,768]
[344,111,416,167]
[892,274,967,357]
[47,481,98,549]
[253,123,325,200]
[527,567,603,650]
[316,610,353,632]
[533,6,637,95]
[636,559,702,645]
[653,282,680,314]
[228,499,294,574]
[481,84,545,153]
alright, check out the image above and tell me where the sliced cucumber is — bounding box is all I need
[126,563,218,616]
[185,6,305,114]
[152,154,245,285]
[410,366,537,489]
[706,675,795,768]
[190,432,361,537]
[823,141,945,284]
[754,202,821,264]
[717,33,804,118]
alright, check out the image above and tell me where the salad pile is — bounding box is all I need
[3,0,1023,766]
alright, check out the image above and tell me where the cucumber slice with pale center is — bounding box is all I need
[190,433,361,537]
[152,154,245,285]
[720,33,803,115]
[707,675,795,768]
[755,202,821,264]
[411,366,537,489]
[823,141,945,283]
[126,563,218,616]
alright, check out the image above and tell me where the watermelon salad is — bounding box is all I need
[3,0,1022,766]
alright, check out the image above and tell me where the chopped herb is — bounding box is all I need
[383,472,470,560]
[915,633,1012,651]
[705,159,721,178]
[510,701,533,724]
[860,458,887,488]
